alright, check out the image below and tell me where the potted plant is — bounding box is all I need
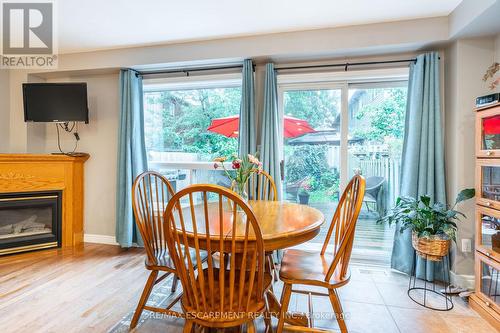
[298,180,311,205]
[379,188,475,261]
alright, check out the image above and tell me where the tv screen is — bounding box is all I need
[23,83,89,123]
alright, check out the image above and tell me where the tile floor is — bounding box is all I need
[124,264,497,333]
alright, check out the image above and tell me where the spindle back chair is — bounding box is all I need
[247,170,278,201]
[277,175,366,333]
[164,184,272,332]
[130,171,183,328]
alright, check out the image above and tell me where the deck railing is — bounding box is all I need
[358,157,401,210]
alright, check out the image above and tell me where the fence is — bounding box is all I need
[357,157,401,213]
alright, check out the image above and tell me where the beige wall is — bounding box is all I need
[0,70,9,152]
[26,73,120,238]
[445,37,496,279]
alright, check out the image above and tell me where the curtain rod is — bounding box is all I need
[136,63,255,77]
[275,58,419,72]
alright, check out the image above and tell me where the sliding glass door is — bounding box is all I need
[281,87,343,247]
[278,75,408,266]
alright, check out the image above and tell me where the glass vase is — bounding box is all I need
[232,180,248,201]
[232,180,248,212]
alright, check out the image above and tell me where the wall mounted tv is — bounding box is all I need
[23,83,89,123]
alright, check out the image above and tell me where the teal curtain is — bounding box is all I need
[116,69,148,247]
[261,62,283,263]
[238,59,256,157]
[391,52,446,279]
[260,63,282,200]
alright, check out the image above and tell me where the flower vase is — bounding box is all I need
[232,181,248,211]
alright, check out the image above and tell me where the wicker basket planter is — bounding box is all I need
[411,232,451,261]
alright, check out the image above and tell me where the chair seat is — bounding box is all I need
[279,249,350,288]
[181,268,273,326]
[146,248,208,271]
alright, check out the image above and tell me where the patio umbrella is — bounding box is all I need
[207,115,315,138]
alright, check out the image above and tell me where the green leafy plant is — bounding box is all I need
[378,188,475,241]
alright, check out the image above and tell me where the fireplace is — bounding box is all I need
[0,191,62,255]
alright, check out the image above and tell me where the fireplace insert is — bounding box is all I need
[0,191,62,255]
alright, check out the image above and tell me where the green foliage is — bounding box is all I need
[378,189,475,241]
[283,90,340,129]
[353,88,407,142]
[285,145,340,200]
[144,88,241,159]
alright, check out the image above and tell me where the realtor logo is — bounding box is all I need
[1,0,57,68]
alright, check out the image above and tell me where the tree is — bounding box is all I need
[283,90,340,129]
[353,88,407,142]
[144,87,241,160]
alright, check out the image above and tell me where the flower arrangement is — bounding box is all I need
[214,153,263,200]
[483,62,500,91]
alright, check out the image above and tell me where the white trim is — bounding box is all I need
[84,234,119,246]
[149,161,230,170]
[277,67,409,86]
[143,72,242,91]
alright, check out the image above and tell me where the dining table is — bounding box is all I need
[177,199,326,325]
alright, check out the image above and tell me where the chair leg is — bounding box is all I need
[328,289,348,333]
[130,270,159,329]
[247,321,256,333]
[263,291,273,333]
[266,253,279,282]
[276,283,293,333]
[183,319,194,333]
[171,274,179,293]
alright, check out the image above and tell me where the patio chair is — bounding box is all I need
[363,176,384,215]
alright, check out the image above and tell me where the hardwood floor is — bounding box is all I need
[0,244,148,333]
[0,243,496,333]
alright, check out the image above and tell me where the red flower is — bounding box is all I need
[232,160,241,169]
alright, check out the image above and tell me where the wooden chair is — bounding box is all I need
[131,171,206,329]
[276,175,366,333]
[164,184,273,333]
[240,171,279,282]
[246,170,278,201]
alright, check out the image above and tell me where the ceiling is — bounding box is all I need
[58,0,463,54]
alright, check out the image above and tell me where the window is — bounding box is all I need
[278,68,408,265]
[143,74,241,193]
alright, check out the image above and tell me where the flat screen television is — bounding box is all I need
[23,83,89,123]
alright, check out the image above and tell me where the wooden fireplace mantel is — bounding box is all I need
[0,153,90,248]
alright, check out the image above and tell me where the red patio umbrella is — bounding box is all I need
[207,115,315,138]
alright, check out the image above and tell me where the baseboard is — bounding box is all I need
[449,270,475,290]
[83,234,118,246]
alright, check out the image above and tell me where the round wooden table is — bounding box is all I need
[178,200,324,327]
[180,200,325,252]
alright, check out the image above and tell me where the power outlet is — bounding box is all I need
[461,238,472,253]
